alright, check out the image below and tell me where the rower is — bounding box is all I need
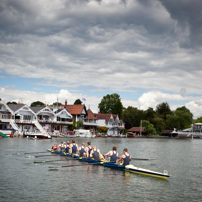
[69,140,78,154]
[65,141,70,153]
[52,143,58,151]
[78,143,86,157]
[90,146,103,161]
[85,141,92,157]
[117,148,131,166]
[58,141,65,152]
[104,146,118,162]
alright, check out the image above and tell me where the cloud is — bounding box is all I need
[0,87,101,113]
[1,87,202,119]
[0,0,202,119]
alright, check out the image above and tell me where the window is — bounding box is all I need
[23,115,32,120]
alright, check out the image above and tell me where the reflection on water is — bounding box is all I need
[0,137,202,201]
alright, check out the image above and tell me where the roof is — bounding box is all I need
[96,113,113,123]
[128,127,146,132]
[85,109,98,120]
[7,104,25,112]
[65,104,87,115]
[30,106,46,113]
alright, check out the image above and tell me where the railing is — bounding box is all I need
[0,118,14,122]
[83,122,98,126]
[56,121,73,124]
[38,120,73,124]
[15,119,34,123]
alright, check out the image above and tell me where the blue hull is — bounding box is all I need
[103,162,125,169]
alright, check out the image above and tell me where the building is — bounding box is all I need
[0,98,125,136]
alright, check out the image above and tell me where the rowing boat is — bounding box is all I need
[103,162,169,179]
[47,149,170,179]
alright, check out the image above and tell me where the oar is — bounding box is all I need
[61,162,102,168]
[131,158,151,161]
[24,151,48,155]
[35,154,65,158]
[34,159,67,163]
[25,154,61,158]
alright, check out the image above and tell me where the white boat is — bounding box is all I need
[74,129,95,137]
[24,132,52,139]
[172,123,202,139]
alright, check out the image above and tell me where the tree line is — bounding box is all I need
[98,93,201,135]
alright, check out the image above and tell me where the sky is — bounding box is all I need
[0,0,202,119]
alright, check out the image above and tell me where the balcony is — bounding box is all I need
[83,120,98,126]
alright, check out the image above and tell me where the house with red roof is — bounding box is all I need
[60,100,88,123]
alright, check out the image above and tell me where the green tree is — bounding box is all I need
[156,102,172,121]
[194,116,202,123]
[144,107,156,124]
[76,120,83,129]
[98,93,123,118]
[30,101,44,107]
[142,120,156,135]
[74,99,82,105]
[7,101,17,104]
[98,126,108,134]
[153,117,166,134]
[166,106,193,130]
[122,106,144,128]
[52,102,62,106]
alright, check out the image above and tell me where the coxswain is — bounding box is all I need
[69,140,78,154]
[85,141,92,157]
[117,148,131,166]
[104,146,118,162]
[52,143,58,151]
[65,141,70,153]
[78,143,86,157]
[90,146,103,161]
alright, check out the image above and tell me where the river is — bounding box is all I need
[0,137,201,202]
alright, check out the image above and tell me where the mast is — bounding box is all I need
[140,120,142,136]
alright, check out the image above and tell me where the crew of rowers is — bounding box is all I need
[52,140,132,166]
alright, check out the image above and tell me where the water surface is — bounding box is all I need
[0,137,201,201]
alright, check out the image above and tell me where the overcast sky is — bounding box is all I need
[0,0,202,119]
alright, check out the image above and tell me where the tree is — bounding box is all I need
[7,101,17,104]
[98,93,123,118]
[122,106,144,128]
[194,116,202,123]
[30,101,44,107]
[52,102,62,106]
[166,106,193,130]
[142,120,156,135]
[123,118,132,130]
[156,102,172,121]
[153,117,166,134]
[144,107,156,124]
[76,120,83,129]
[98,126,108,134]
[74,99,82,105]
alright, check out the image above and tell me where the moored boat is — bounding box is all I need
[24,132,52,139]
[74,129,95,137]
[0,131,9,138]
